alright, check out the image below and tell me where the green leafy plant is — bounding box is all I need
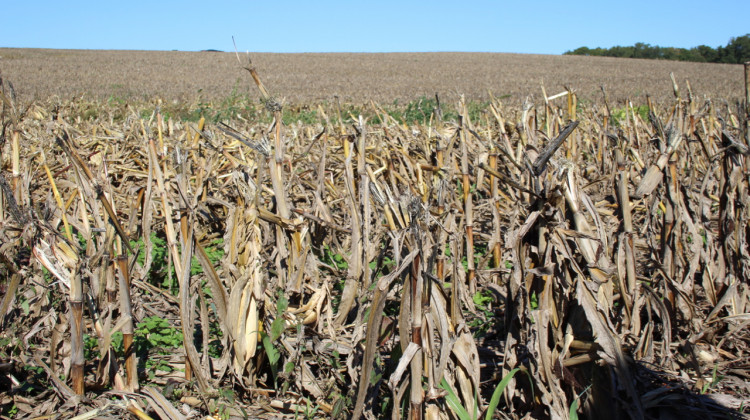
[23,364,44,375]
[473,290,492,307]
[459,242,490,273]
[192,239,225,276]
[469,290,499,337]
[0,336,12,359]
[282,107,319,125]
[208,388,236,420]
[135,316,184,351]
[294,397,321,420]
[133,316,184,379]
[83,333,99,359]
[184,84,258,123]
[206,317,225,359]
[128,234,224,295]
[80,317,184,378]
[323,245,348,271]
[17,295,30,316]
[369,250,396,281]
[129,232,169,289]
[401,96,437,125]
[5,404,18,418]
[610,105,649,126]
[465,100,490,123]
[262,294,288,386]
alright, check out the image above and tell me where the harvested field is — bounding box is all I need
[0,53,749,419]
[0,48,745,106]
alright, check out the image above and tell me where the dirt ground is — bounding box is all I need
[0,48,744,106]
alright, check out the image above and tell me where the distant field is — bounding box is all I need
[0,48,744,106]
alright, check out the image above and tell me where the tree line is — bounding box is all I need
[564,34,750,64]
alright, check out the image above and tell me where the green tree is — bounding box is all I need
[678,48,704,62]
[694,45,717,62]
[609,45,634,58]
[724,34,750,63]
[633,42,658,59]
[563,34,749,64]
[569,46,592,55]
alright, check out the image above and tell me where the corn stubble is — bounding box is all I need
[0,60,749,420]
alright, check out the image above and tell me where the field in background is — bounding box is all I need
[0,48,744,106]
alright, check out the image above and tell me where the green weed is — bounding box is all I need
[134,316,184,379]
[439,377,477,420]
[611,104,649,126]
[468,290,500,338]
[192,239,225,276]
[530,291,539,310]
[128,234,223,295]
[262,293,288,386]
[283,107,319,125]
[129,232,169,287]
[323,245,348,271]
[701,364,724,394]
[135,316,184,351]
[439,367,529,420]
[568,385,591,420]
[485,368,522,419]
[401,96,437,125]
[83,316,183,379]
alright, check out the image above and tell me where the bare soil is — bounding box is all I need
[0,48,744,105]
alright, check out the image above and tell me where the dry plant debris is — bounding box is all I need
[0,57,749,420]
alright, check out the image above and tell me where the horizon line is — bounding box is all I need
[0,46,562,55]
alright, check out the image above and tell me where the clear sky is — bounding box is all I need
[2,0,748,54]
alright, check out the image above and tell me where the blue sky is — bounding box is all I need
[2,1,747,54]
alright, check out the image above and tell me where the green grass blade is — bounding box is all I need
[439,377,472,420]
[569,398,579,420]
[484,367,520,420]
[569,385,591,420]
